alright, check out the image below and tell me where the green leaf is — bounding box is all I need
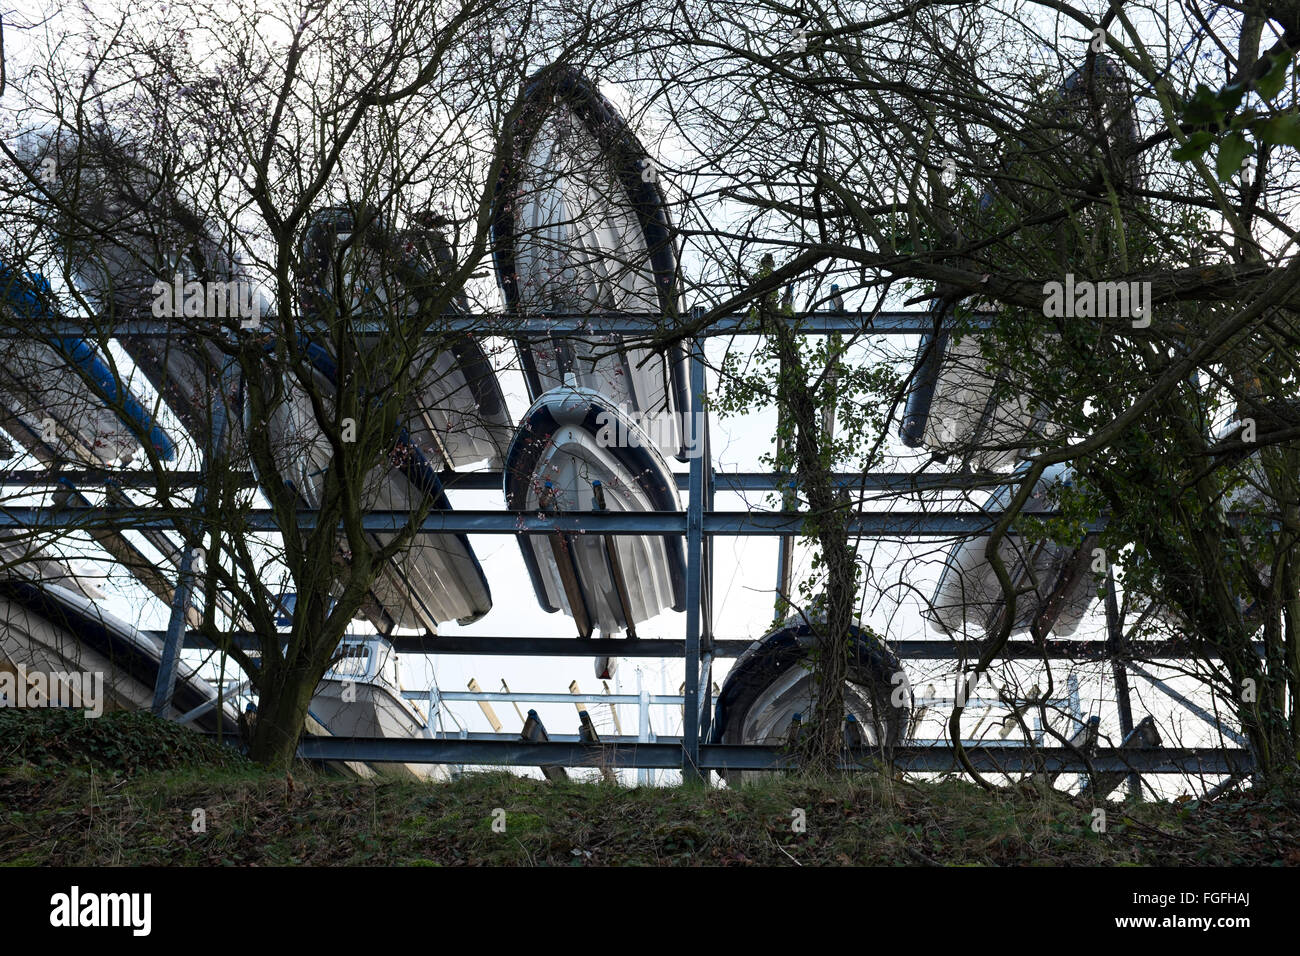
[1182,83,1224,126]
[1256,51,1293,102]
[1255,113,1300,148]
[1215,132,1251,182]
[1172,130,1214,162]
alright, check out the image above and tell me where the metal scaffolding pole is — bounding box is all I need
[1104,566,1141,800]
[682,327,707,783]
[151,364,229,716]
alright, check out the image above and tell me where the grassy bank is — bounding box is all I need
[1,710,1296,866]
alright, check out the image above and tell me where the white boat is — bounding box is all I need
[298,207,514,470]
[900,311,1048,471]
[309,636,447,781]
[900,56,1140,469]
[256,337,492,633]
[926,463,1099,638]
[710,618,912,784]
[492,66,691,460]
[252,207,504,633]
[0,576,238,733]
[504,382,685,675]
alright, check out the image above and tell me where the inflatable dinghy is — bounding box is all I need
[492,66,691,461]
[710,618,911,784]
[926,463,1099,638]
[504,383,685,676]
[900,56,1140,469]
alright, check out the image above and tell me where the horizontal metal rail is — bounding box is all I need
[424,691,695,705]
[14,309,964,338]
[0,469,1013,493]
[294,736,1254,774]
[175,631,1256,660]
[0,505,1099,536]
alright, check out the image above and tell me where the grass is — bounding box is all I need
[2,710,1298,866]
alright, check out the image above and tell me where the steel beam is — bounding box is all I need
[681,330,706,783]
[0,469,1011,492]
[0,506,1100,536]
[16,309,962,338]
[175,632,1260,660]
[294,736,1255,774]
[151,367,228,716]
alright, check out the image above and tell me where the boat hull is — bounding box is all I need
[492,66,690,460]
[300,208,514,470]
[927,464,1098,638]
[0,267,175,466]
[504,385,685,637]
[899,56,1139,469]
[710,620,911,784]
[0,578,237,733]
[256,342,492,632]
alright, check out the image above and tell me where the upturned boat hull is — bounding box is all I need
[504,384,685,643]
[492,66,690,460]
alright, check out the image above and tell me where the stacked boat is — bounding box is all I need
[0,534,239,732]
[709,617,912,783]
[311,636,447,780]
[905,56,1140,640]
[1,127,516,765]
[901,55,1140,469]
[261,205,511,634]
[493,66,689,678]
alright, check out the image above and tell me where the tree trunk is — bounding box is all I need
[248,662,319,771]
[760,284,855,773]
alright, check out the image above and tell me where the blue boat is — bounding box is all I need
[0,264,176,466]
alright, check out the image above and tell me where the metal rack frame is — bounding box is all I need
[0,309,1256,785]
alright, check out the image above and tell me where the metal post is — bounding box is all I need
[1105,565,1141,799]
[153,360,230,716]
[637,669,651,786]
[682,317,706,783]
[1068,672,1086,790]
